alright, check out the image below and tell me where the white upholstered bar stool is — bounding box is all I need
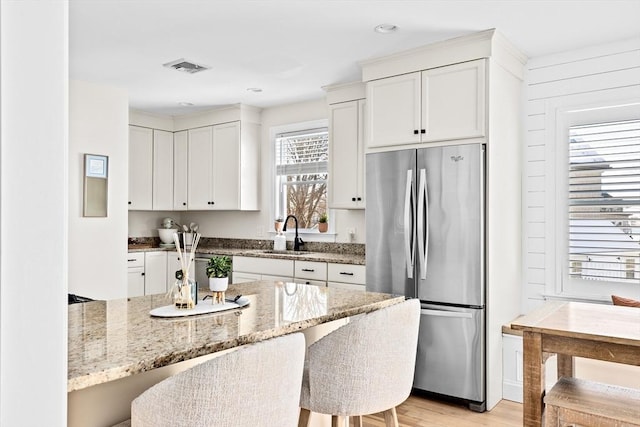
[298,298,420,427]
[130,332,306,427]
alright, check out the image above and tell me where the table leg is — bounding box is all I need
[523,331,544,427]
[557,353,574,379]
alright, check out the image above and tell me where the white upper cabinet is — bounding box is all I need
[187,126,213,210]
[366,59,486,149]
[173,130,188,210]
[328,99,366,209]
[128,126,153,210]
[211,121,241,210]
[421,60,485,142]
[187,121,258,210]
[152,129,174,210]
[367,72,422,148]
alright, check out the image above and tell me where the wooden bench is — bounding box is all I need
[545,377,640,427]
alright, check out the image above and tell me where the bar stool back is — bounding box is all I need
[131,333,306,427]
[299,299,420,427]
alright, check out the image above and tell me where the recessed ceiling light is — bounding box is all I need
[374,24,398,34]
[246,87,263,93]
[178,102,194,107]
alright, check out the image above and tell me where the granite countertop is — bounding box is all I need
[128,244,365,265]
[68,281,402,392]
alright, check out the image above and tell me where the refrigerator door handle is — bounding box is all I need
[404,169,414,279]
[417,168,428,280]
[420,308,473,319]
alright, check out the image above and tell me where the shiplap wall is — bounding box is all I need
[523,38,640,312]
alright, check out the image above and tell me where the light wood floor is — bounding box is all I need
[361,394,523,427]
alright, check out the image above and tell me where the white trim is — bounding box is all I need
[549,98,640,300]
[268,119,334,241]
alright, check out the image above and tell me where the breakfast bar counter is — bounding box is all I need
[69,281,402,426]
[69,281,402,392]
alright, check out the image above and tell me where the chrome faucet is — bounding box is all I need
[283,215,304,251]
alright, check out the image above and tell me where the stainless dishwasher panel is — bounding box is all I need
[414,303,485,403]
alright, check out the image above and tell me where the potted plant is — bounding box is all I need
[318,213,328,233]
[274,216,284,233]
[206,255,232,292]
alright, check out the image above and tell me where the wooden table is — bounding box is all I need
[510,301,640,427]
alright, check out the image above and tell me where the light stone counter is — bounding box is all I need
[68,281,402,392]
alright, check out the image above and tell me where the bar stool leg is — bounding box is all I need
[298,408,311,427]
[383,407,399,427]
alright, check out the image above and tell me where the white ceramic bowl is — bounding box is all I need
[158,228,176,244]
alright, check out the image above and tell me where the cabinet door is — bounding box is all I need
[211,121,241,210]
[144,251,167,295]
[152,130,174,210]
[366,72,421,149]
[167,251,194,284]
[173,131,188,210]
[422,59,485,142]
[328,100,365,209]
[187,126,213,210]
[128,126,153,210]
[127,267,145,297]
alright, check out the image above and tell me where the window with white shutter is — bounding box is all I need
[274,126,329,230]
[567,119,639,285]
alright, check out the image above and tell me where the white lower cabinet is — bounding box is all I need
[127,251,198,297]
[327,263,366,291]
[232,256,294,284]
[233,256,365,290]
[127,267,145,297]
[294,260,327,287]
[127,252,145,297]
[167,251,195,285]
[144,251,168,295]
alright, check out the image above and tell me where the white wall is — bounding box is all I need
[522,37,640,312]
[131,98,367,244]
[0,2,68,425]
[69,80,129,300]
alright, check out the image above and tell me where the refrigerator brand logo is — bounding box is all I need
[450,155,464,162]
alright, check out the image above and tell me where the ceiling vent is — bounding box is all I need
[163,58,210,74]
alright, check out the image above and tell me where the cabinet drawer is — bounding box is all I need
[127,252,144,268]
[327,263,366,285]
[233,256,294,277]
[295,261,327,281]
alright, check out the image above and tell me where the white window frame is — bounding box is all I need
[552,100,640,301]
[269,119,335,242]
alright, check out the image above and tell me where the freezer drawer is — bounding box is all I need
[414,303,485,403]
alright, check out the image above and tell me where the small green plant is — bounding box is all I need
[206,256,232,278]
[318,213,328,223]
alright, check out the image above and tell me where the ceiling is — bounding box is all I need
[70,0,640,117]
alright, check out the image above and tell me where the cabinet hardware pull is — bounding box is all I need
[357,197,362,201]
[302,268,315,272]
[182,202,186,206]
[128,201,132,205]
[127,259,136,262]
[339,272,354,276]
[420,129,426,134]
[141,272,145,276]
[413,130,419,135]
[352,197,356,201]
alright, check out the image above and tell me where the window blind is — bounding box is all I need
[568,119,640,283]
[275,128,328,176]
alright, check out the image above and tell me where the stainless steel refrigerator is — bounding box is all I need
[366,144,486,411]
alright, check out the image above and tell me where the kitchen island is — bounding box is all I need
[68,281,403,426]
